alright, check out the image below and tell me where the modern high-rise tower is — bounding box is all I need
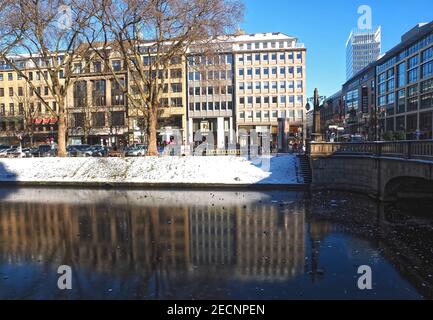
[346,26,381,80]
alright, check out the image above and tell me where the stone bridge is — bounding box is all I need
[307,141,433,201]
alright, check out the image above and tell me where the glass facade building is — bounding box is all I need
[346,27,381,80]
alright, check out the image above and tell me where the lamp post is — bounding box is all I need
[306,88,327,142]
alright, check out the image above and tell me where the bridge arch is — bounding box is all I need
[383,176,433,200]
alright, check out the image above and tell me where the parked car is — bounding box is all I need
[90,145,108,157]
[124,145,147,157]
[67,144,91,157]
[32,144,57,157]
[107,147,124,158]
[6,147,33,158]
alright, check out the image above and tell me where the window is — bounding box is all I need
[8,73,13,81]
[271,81,277,90]
[296,67,303,76]
[280,67,285,75]
[263,82,269,90]
[112,60,122,71]
[255,54,260,61]
[280,53,285,60]
[247,97,253,104]
[171,98,183,107]
[407,97,418,112]
[288,52,293,60]
[0,104,4,116]
[422,47,433,62]
[272,111,278,118]
[296,80,303,89]
[170,69,182,78]
[239,68,244,76]
[422,61,433,79]
[408,68,418,84]
[239,111,245,119]
[0,88,3,97]
[247,82,253,90]
[93,61,102,73]
[0,74,3,81]
[256,97,261,104]
[263,54,268,61]
[18,87,23,96]
[170,83,182,93]
[272,67,277,75]
[240,97,245,104]
[421,78,433,93]
[92,112,105,127]
[255,111,261,118]
[8,87,13,96]
[255,82,261,90]
[255,68,260,76]
[289,96,294,104]
[296,52,302,61]
[297,95,303,105]
[195,87,201,96]
[247,54,252,62]
[264,96,270,104]
[9,103,14,116]
[398,62,406,87]
[73,63,82,74]
[111,111,124,126]
[280,81,286,90]
[280,96,286,104]
[247,68,252,76]
[272,96,277,104]
[263,68,269,76]
[408,55,419,69]
[92,79,106,106]
[288,67,294,75]
[44,86,49,95]
[271,53,277,61]
[18,103,24,115]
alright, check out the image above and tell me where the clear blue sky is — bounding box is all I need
[241,0,433,99]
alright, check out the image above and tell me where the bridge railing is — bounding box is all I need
[308,140,433,161]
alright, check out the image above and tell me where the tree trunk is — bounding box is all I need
[147,111,158,156]
[57,113,67,157]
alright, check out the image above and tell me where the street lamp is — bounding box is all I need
[306,88,327,142]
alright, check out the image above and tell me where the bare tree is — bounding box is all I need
[86,0,244,155]
[0,0,99,156]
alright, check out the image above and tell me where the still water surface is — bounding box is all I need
[0,187,432,300]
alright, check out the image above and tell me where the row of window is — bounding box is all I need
[189,101,233,111]
[188,86,233,96]
[239,95,303,105]
[238,40,297,51]
[238,66,303,77]
[0,86,50,97]
[188,70,232,81]
[238,109,303,119]
[239,80,303,91]
[73,111,125,127]
[238,52,302,63]
[0,101,58,116]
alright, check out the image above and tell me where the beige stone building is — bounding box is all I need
[233,33,306,149]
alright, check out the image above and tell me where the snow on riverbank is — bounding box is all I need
[0,155,303,185]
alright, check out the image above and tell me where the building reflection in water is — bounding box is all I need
[0,190,306,298]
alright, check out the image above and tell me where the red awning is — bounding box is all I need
[42,118,51,125]
[50,117,58,124]
[33,118,43,124]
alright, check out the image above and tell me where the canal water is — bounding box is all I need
[0,187,432,300]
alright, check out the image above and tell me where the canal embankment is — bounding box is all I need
[0,155,306,189]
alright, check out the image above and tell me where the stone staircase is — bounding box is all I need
[297,154,312,184]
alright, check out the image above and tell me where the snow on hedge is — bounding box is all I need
[0,155,303,185]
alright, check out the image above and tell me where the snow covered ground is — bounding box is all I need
[0,155,303,186]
